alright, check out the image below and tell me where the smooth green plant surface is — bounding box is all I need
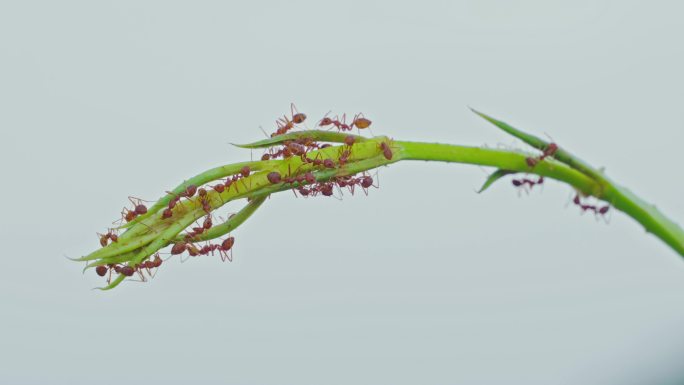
[75,110,684,290]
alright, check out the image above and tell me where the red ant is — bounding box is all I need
[512,176,544,190]
[318,113,351,131]
[160,186,196,219]
[121,207,138,223]
[272,104,307,137]
[98,230,119,247]
[96,253,164,282]
[169,235,235,262]
[119,196,150,223]
[338,149,351,166]
[380,141,393,160]
[525,143,558,168]
[572,194,610,217]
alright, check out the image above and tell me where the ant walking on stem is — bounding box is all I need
[511,176,544,193]
[525,143,558,168]
[272,103,307,137]
[571,193,611,221]
[97,229,119,247]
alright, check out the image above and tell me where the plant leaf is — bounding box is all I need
[477,169,516,193]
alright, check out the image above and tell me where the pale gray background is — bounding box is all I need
[1,0,683,384]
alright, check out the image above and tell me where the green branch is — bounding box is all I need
[75,111,684,290]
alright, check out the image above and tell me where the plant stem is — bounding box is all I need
[396,140,684,257]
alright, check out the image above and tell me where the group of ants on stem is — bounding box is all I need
[93,105,387,284]
[92,104,609,284]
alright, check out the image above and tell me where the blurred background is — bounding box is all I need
[1,0,683,384]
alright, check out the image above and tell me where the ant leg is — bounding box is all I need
[136,268,147,282]
[371,170,380,189]
[128,196,153,205]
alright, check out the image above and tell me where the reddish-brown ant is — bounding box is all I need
[318,113,351,131]
[380,142,393,160]
[525,143,558,168]
[202,215,213,230]
[121,208,138,223]
[572,193,610,217]
[271,104,307,136]
[512,176,544,190]
[98,230,119,247]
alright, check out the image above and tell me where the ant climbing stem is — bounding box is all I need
[87,107,394,289]
[525,142,559,168]
[571,193,611,222]
[511,175,544,194]
[97,229,119,247]
[379,141,393,160]
[128,196,151,214]
[271,103,308,137]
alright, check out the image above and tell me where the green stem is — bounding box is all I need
[396,141,684,257]
[79,119,684,291]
